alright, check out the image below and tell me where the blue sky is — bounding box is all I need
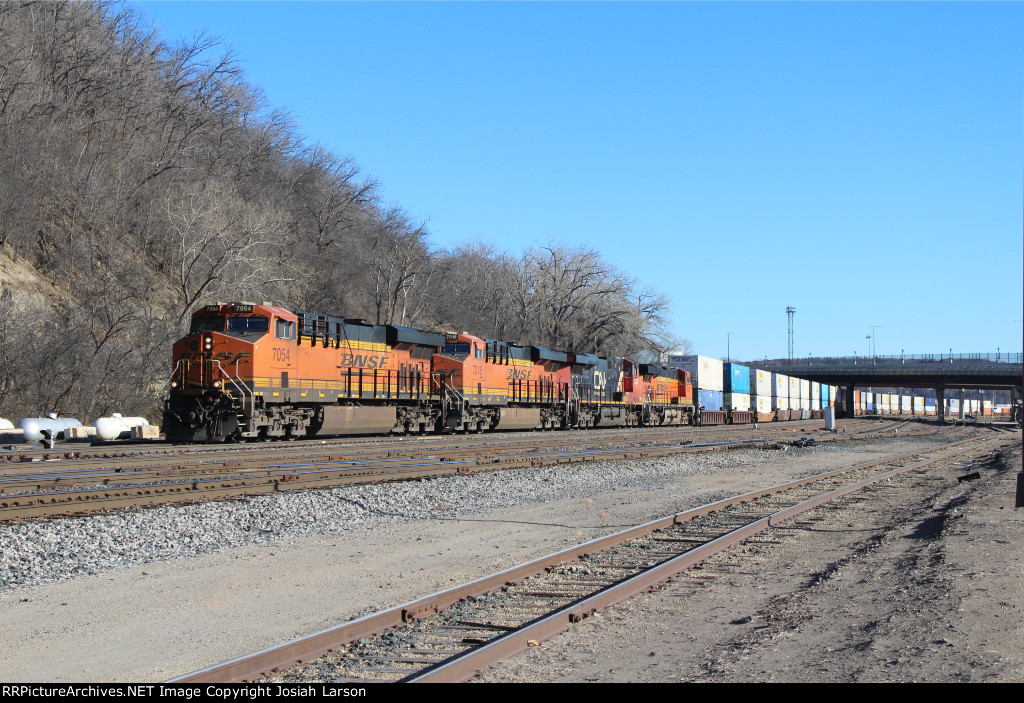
[136,1,1023,362]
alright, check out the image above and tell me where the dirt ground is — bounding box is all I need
[0,424,1019,682]
[476,433,1024,682]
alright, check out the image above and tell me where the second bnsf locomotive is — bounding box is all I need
[163,302,694,442]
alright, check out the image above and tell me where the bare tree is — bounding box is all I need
[368,207,433,326]
[162,181,289,326]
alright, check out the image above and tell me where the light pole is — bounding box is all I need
[724,332,732,362]
[868,325,882,357]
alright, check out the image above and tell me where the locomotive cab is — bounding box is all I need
[164,303,298,442]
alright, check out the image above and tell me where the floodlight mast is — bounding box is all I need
[786,306,796,361]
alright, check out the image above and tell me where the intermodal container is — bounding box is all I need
[750,369,772,398]
[723,363,750,394]
[754,395,772,415]
[773,372,789,400]
[820,384,830,409]
[699,389,724,411]
[672,355,724,392]
[724,392,751,411]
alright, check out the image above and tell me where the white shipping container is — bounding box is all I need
[773,373,789,399]
[788,377,800,401]
[750,369,772,398]
[773,395,790,411]
[913,397,925,411]
[669,355,724,392]
[799,379,810,403]
[811,382,820,401]
[724,393,751,411]
[755,395,771,414]
[902,395,911,412]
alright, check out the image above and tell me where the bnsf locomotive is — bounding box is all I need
[163,302,694,442]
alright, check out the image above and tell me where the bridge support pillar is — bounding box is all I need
[959,389,965,420]
[935,386,945,421]
[846,383,856,418]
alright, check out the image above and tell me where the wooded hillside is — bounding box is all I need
[0,1,683,422]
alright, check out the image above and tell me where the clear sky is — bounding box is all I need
[135,1,1023,362]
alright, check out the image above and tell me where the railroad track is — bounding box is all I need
[172,427,1012,683]
[0,417,893,466]
[0,419,923,522]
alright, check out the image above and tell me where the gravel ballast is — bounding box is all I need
[0,428,976,681]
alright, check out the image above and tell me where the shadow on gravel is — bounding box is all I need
[905,447,1008,542]
[907,512,948,541]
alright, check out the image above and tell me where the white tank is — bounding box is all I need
[19,416,83,442]
[94,413,150,441]
[0,418,14,430]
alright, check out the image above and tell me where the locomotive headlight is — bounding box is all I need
[170,380,178,389]
[212,380,222,389]
[203,335,213,351]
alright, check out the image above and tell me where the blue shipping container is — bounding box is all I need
[699,389,724,411]
[925,398,936,407]
[723,363,750,394]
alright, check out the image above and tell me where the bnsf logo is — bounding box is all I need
[340,353,389,370]
[178,351,251,364]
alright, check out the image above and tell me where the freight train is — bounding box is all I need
[163,303,696,442]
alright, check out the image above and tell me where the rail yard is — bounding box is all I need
[0,417,1019,682]
[0,300,1020,684]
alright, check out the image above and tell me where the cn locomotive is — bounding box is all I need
[162,302,694,442]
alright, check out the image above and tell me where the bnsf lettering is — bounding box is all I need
[508,369,532,381]
[179,351,251,364]
[339,354,390,370]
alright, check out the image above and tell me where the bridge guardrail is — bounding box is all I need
[756,353,1021,368]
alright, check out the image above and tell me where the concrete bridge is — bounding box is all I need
[750,353,1022,421]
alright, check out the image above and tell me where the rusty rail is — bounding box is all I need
[171,431,1002,683]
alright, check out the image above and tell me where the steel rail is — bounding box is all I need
[406,435,1004,682]
[0,417,900,467]
[170,431,1000,683]
[0,424,938,522]
[0,419,923,490]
